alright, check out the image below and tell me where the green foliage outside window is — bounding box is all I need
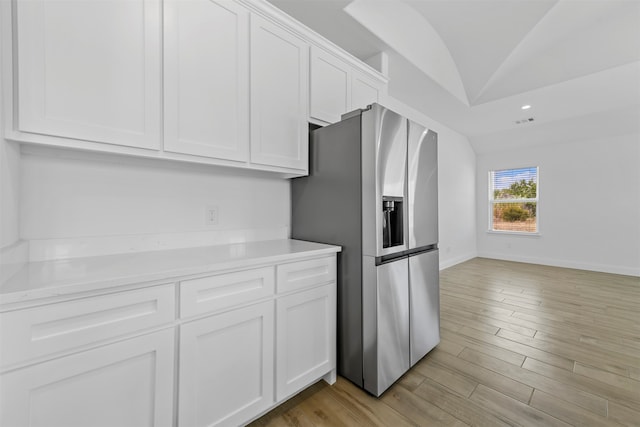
[493,179,537,217]
[490,167,539,233]
[501,205,530,222]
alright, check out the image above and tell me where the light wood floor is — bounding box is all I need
[250,258,640,426]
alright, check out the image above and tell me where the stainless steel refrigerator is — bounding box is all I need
[291,103,439,396]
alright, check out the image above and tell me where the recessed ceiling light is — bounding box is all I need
[521,105,532,110]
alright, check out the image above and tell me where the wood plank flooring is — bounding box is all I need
[249,258,640,426]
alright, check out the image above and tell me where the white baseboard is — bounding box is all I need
[478,251,640,277]
[440,251,477,271]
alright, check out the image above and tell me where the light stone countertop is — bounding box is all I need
[0,239,341,306]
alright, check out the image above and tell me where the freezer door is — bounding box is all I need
[409,249,440,366]
[408,122,438,248]
[362,256,410,396]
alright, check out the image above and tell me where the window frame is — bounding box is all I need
[488,166,540,235]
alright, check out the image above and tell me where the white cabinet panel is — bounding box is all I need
[1,284,175,368]
[250,15,308,171]
[351,71,381,111]
[179,301,274,427]
[276,256,335,294]
[180,266,274,317]
[0,249,338,427]
[164,0,249,161]
[309,48,385,124]
[0,328,174,427]
[276,283,336,400]
[15,0,161,149]
[310,47,350,124]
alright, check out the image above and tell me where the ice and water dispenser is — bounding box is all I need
[382,196,404,248]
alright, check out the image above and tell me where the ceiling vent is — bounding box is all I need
[515,117,535,125]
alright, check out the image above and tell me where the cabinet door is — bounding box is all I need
[351,70,381,111]
[15,0,161,150]
[164,0,249,161]
[309,47,350,124]
[0,329,174,427]
[250,15,308,171]
[276,283,336,401]
[179,301,274,427]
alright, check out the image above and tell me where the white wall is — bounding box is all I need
[383,96,477,270]
[476,132,640,276]
[20,147,291,260]
[384,53,478,270]
[437,125,477,269]
[0,139,20,249]
[0,52,21,250]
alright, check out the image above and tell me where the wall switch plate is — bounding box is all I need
[205,205,219,226]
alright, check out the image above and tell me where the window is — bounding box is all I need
[489,167,538,233]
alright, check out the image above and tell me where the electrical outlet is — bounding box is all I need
[205,205,219,226]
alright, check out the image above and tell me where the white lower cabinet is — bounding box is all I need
[276,283,336,401]
[0,328,175,427]
[0,252,338,427]
[178,256,337,426]
[179,301,275,427]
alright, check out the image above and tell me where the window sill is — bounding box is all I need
[486,230,541,237]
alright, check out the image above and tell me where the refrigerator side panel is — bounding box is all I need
[361,256,378,392]
[362,104,408,257]
[291,118,364,385]
[408,123,438,248]
[364,257,410,396]
[409,249,440,366]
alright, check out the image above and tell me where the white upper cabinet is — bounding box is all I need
[351,69,383,111]
[164,0,249,161]
[309,47,386,124]
[6,0,384,175]
[310,47,350,124]
[14,0,161,150]
[250,14,309,171]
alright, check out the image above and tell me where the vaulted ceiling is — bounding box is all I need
[267,0,640,152]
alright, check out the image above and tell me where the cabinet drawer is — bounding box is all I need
[180,267,274,318]
[1,284,175,368]
[277,256,335,294]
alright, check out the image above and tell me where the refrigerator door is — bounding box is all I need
[409,249,440,366]
[408,122,438,249]
[361,104,408,257]
[362,256,410,396]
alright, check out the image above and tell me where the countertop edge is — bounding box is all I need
[0,240,341,307]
